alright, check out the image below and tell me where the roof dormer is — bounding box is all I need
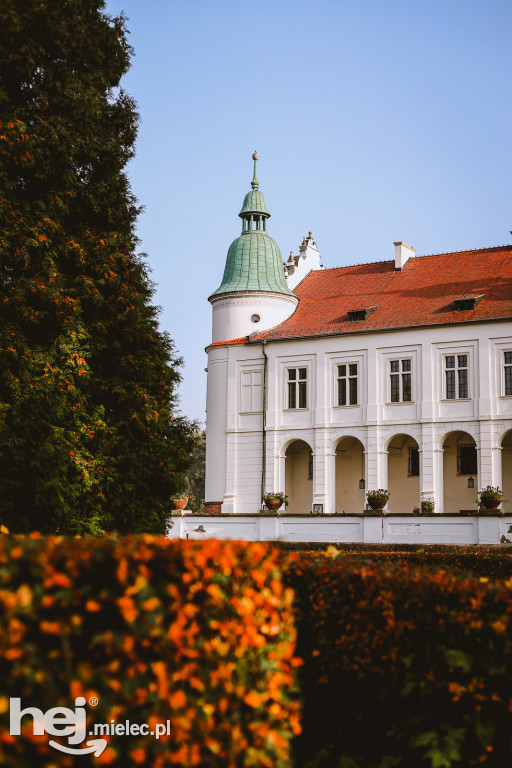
[454,294,485,311]
[347,306,378,322]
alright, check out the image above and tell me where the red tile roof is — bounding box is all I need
[252,245,512,342]
[207,336,247,349]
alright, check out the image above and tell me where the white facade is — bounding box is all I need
[203,321,512,521]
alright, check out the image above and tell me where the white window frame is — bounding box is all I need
[329,351,365,411]
[389,358,413,403]
[336,362,359,406]
[503,350,512,397]
[285,366,308,410]
[240,368,263,414]
[443,353,470,400]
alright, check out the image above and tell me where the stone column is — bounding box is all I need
[432,445,444,514]
[276,452,286,499]
[478,421,493,489]
[484,421,502,489]
[367,427,388,511]
[264,430,279,501]
[366,426,380,493]
[312,429,328,513]
[380,447,389,510]
[420,425,440,513]
[494,446,503,493]
[325,449,336,515]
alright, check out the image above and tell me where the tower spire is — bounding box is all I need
[209,152,295,302]
[251,151,259,190]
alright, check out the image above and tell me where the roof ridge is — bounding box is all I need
[305,244,512,274]
[417,244,512,258]
[317,260,394,272]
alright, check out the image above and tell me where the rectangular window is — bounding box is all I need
[241,370,263,413]
[458,444,477,475]
[287,367,307,409]
[408,447,420,477]
[337,363,358,406]
[390,359,412,403]
[445,354,469,399]
[505,351,512,396]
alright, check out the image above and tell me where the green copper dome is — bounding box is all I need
[239,189,269,216]
[212,231,294,295]
[210,152,294,298]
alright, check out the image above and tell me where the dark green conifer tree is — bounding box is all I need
[183,430,205,514]
[0,0,194,534]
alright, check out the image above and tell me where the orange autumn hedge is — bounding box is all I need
[287,551,512,768]
[0,535,300,767]
[275,542,512,580]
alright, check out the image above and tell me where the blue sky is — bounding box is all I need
[104,0,512,424]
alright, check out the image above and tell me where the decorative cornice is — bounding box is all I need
[211,291,298,307]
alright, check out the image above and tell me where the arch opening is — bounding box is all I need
[501,431,512,514]
[285,440,313,514]
[335,436,365,513]
[442,431,477,514]
[387,434,420,514]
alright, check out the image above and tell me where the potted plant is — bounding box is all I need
[477,486,504,512]
[262,491,288,512]
[366,489,389,511]
[420,499,435,515]
[171,492,189,511]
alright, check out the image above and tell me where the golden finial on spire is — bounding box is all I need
[251,152,259,190]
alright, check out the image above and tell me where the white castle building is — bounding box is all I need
[171,153,512,544]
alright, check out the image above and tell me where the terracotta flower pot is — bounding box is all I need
[480,496,502,510]
[367,497,387,511]
[264,497,284,511]
[171,498,188,511]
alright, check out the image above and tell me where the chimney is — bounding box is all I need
[394,241,416,270]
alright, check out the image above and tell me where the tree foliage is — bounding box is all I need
[0,0,194,534]
[183,430,205,514]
